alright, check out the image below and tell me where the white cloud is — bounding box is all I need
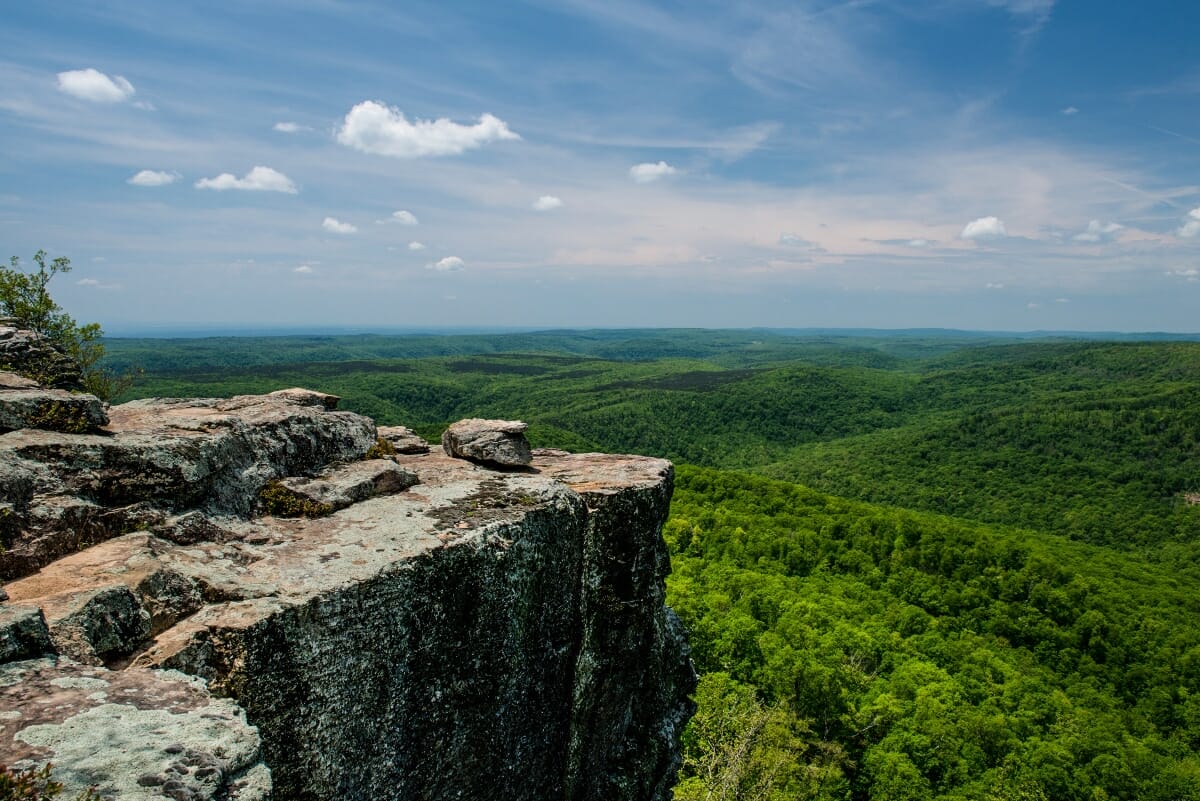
[195,166,297,193]
[408,241,426,251]
[1055,297,1070,303]
[429,256,465,272]
[1168,268,1199,282]
[392,210,419,225]
[961,216,1007,240]
[294,265,314,274]
[1061,106,1079,115]
[336,101,520,158]
[127,169,179,187]
[907,239,930,247]
[322,217,357,234]
[1073,219,1123,242]
[629,161,678,183]
[533,195,563,211]
[273,121,309,133]
[1178,208,1200,238]
[56,68,135,103]
[985,282,1005,289]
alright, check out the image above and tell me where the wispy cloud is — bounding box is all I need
[322,217,357,234]
[195,166,297,193]
[408,241,426,251]
[391,210,418,225]
[127,169,179,187]
[630,161,677,183]
[56,68,135,103]
[1073,219,1122,242]
[294,264,314,274]
[336,101,520,158]
[273,121,309,133]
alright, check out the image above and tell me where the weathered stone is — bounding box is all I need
[0,371,39,390]
[136,569,204,635]
[0,387,108,433]
[0,393,376,578]
[0,657,271,800]
[0,605,52,663]
[42,584,151,665]
[271,459,418,514]
[268,386,340,410]
[442,418,532,467]
[376,425,430,454]
[0,325,83,390]
[152,511,237,545]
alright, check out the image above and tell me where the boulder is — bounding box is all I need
[0,605,52,663]
[442,418,532,467]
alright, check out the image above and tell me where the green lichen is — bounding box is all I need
[28,401,92,433]
[258,481,333,518]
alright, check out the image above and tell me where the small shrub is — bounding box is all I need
[0,763,102,801]
[364,437,396,459]
[258,481,333,518]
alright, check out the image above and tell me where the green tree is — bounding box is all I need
[1,250,133,399]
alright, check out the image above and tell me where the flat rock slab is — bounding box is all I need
[0,371,39,390]
[0,388,108,433]
[377,425,430,454]
[0,657,271,800]
[442,418,532,467]
[274,459,419,514]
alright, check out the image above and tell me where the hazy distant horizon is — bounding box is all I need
[100,323,1200,340]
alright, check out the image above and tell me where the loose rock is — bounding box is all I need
[442,418,532,467]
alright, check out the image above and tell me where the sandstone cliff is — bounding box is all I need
[0,323,695,801]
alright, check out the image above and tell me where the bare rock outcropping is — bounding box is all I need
[0,327,694,801]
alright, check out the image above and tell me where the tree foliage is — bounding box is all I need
[1,251,133,399]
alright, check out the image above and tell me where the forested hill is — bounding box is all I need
[113,332,1200,551]
[109,328,1200,799]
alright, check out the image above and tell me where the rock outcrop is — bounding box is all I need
[0,327,695,801]
[441,417,533,467]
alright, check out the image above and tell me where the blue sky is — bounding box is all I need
[2,0,1199,332]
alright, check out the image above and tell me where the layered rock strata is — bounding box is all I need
[0,346,694,800]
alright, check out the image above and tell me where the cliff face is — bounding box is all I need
[0,324,695,801]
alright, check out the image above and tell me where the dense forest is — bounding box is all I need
[108,328,1200,800]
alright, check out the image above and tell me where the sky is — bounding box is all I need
[2,0,1199,333]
